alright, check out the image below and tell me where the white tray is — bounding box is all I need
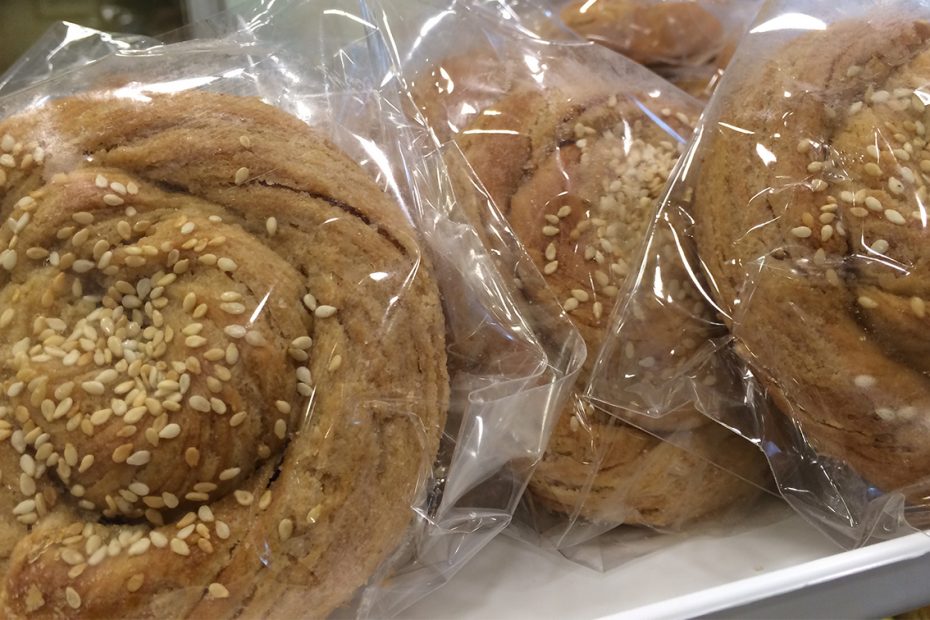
[407,503,930,619]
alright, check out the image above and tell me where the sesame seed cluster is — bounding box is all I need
[690,18,930,495]
[0,91,448,617]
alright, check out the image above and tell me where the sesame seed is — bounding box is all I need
[314,305,337,319]
[12,499,35,515]
[180,222,195,235]
[810,179,828,192]
[95,174,108,188]
[911,297,926,318]
[864,162,883,177]
[185,335,207,348]
[864,196,882,212]
[60,548,84,565]
[81,381,105,395]
[288,347,308,362]
[275,400,291,414]
[854,374,876,389]
[234,167,249,185]
[302,293,317,311]
[224,325,246,339]
[127,538,151,556]
[159,423,181,439]
[72,211,94,225]
[230,411,247,427]
[197,505,215,522]
[127,573,145,592]
[884,209,906,225]
[234,490,253,506]
[328,355,342,371]
[189,396,211,412]
[266,216,277,236]
[274,419,287,439]
[790,226,812,238]
[291,336,312,350]
[103,194,124,206]
[871,239,890,254]
[220,302,245,315]
[296,367,312,384]
[888,177,905,194]
[170,538,190,556]
[65,587,81,609]
[858,296,878,309]
[544,242,557,261]
[278,518,294,542]
[542,226,559,237]
[1,249,17,270]
[219,467,240,481]
[821,225,834,242]
[543,261,558,275]
[876,407,895,421]
[216,521,230,539]
[217,257,237,272]
[208,583,230,599]
[126,450,151,466]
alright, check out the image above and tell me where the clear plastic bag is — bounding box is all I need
[375,0,770,564]
[590,0,930,547]
[493,0,764,101]
[0,2,582,617]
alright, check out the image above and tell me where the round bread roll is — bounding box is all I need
[451,73,766,528]
[559,0,723,67]
[692,19,930,495]
[0,91,448,617]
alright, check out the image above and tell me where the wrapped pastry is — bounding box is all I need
[593,0,930,545]
[0,89,448,618]
[403,5,768,541]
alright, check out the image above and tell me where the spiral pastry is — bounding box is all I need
[693,18,930,494]
[431,59,767,528]
[0,91,448,617]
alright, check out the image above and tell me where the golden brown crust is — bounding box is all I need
[436,59,766,528]
[692,18,930,493]
[559,0,723,67]
[0,91,448,617]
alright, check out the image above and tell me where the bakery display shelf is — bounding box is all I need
[407,502,930,619]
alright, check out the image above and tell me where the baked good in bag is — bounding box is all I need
[432,64,766,528]
[0,91,448,617]
[559,0,723,67]
[692,19,930,494]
